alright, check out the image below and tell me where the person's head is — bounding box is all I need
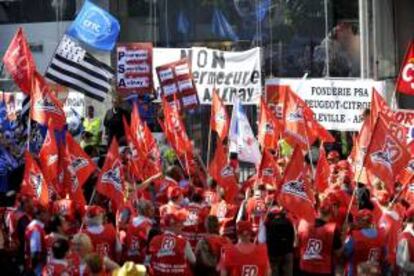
[52,238,69,260]
[168,186,183,203]
[355,209,373,229]
[32,202,49,223]
[205,215,220,235]
[237,221,253,243]
[162,212,186,232]
[191,188,204,204]
[327,150,340,164]
[253,184,267,198]
[112,262,146,276]
[87,105,94,119]
[49,215,69,235]
[117,207,131,229]
[207,178,217,190]
[362,108,371,121]
[71,233,93,258]
[85,253,104,275]
[17,195,34,214]
[136,200,154,218]
[85,206,105,227]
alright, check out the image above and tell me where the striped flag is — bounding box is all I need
[21,94,30,120]
[45,35,114,102]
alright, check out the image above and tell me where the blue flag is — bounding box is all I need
[67,0,120,51]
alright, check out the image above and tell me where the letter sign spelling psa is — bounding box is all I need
[117,43,153,97]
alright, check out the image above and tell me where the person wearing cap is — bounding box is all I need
[44,215,69,262]
[298,197,342,276]
[123,200,154,264]
[181,188,210,249]
[397,207,414,275]
[81,206,121,262]
[343,209,387,276]
[159,186,184,224]
[258,205,295,276]
[376,190,402,270]
[42,238,72,276]
[195,215,231,276]
[148,211,195,276]
[219,221,271,276]
[24,202,49,276]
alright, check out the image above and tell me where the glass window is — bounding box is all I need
[0,0,76,24]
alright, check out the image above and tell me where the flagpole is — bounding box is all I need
[206,126,212,171]
[343,115,379,225]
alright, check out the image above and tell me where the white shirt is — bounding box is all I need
[28,220,44,254]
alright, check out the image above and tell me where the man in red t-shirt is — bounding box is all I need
[81,206,121,262]
[397,207,414,274]
[148,211,195,276]
[42,238,72,276]
[219,221,271,276]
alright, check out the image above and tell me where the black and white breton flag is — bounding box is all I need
[21,94,30,119]
[45,35,113,102]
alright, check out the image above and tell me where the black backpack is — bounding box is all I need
[265,212,295,258]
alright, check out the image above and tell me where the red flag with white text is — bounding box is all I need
[278,147,315,223]
[315,146,330,193]
[21,151,49,207]
[2,28,36,94]
[211,90,230,141]
[396,40,414,95]
[209,141,238,203]
[258,99,281,150]
[39,128,59,186]
[365,114,410,192]
[30,72,66,129]
[96,138,125,210]
[258,149,281,188]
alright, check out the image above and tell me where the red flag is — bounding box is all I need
[278,147,315,223]
[123,116,145,180]
[281,88,317,148]
[2,28,35,94]
[96,138,125,210]
[258,150,281,187]
[64,133,97,193]
[315,146,330,193]
[39,128,59,185]
[21,151,49,207]
[365,114,410,192]
[210,90,229,141]
[209,142,238,203]
[162,98,192,157]
[370,89,407,142]
[258,99,281,150]
[396,40,414,95]
[398,159,414,186]
[129,104,162,178]
[30,72,66,129]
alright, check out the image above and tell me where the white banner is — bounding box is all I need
[153,47,261,105]
[266,78,387,131]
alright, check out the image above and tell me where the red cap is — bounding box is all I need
[167,186,182,199]
[86,205,105,218]
[355,209,373,223]
[336,160,350,170]
[236,221,253,235]
[162,211,187,227]
[327,151,339,160]
[405,207,414,220]
[376,190,390,205]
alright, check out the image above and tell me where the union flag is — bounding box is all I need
[39,128,59,186]
[396,40,414,95]
[210,90,229,141]
[96,138,125,210]
[209,141,238,203]
[258,149,281,188]
[2,28,36,94]
[365,113,410,192]
[315,145,330,193]
[21,151,49,207]
[30,71,66,129]
[258,99,281,150]
[278,147,315,223]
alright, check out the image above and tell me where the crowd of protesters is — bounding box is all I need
[0,99,414,276]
